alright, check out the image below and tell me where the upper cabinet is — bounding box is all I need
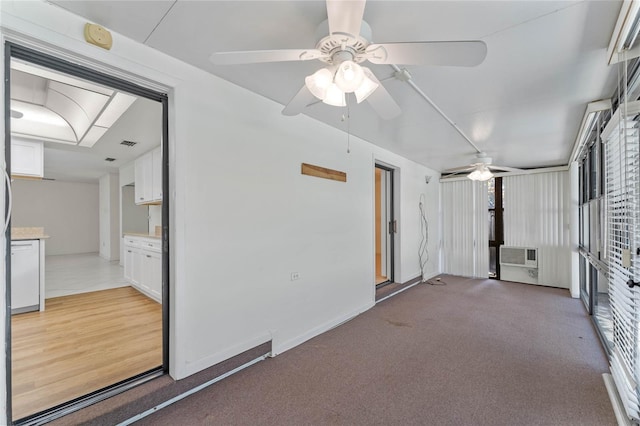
[135,146,162,205]
[12,139,43,179]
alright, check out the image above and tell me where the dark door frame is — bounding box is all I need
[375,164,395,286]
[4,42,170,425]
[489,177,504,280]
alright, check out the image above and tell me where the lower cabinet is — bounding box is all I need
[124,235,162,303]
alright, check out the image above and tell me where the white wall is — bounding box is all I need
[0,2,442,420]
[10,179,99,256]
[148,205,161,235]
[99,173,120,261]
[121,186,148,235]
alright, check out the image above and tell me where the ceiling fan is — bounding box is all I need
[442,153,522,181]
[210,0,487,120]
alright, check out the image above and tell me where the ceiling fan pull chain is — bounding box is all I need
[346,98,351,153]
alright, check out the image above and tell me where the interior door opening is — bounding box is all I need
[375,165,394,286]
[5,43,169,424]
[488,177,503,279]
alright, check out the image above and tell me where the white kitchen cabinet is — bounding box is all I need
[134,146,162,205]
[12,139,43,178]
[123,235,161,303]
[123,245,134,282]
[11,240,40,313]
[132,250,143,287]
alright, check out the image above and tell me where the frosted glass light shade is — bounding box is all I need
[334,60,364,93]
[305,68,334,100]
[354,67,379,103]
[468,166,493,181]
[323,83,346,107]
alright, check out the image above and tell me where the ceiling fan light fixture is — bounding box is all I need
[468,165,493,181]
[322,83,346,107]
[305,67,334,100]
[334,60,364,93]
[354,67,379,103]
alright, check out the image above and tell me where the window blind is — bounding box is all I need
[441,179,488,278]
[502,171,571,288]
[603,100,640,421]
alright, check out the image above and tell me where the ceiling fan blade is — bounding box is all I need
[326,0,366,38]
[282,85,317,116]
[442,165,474,173]
[211,49,325,65]
[364,73,401,120]
[489,165,523,173]
[365,41,487,66]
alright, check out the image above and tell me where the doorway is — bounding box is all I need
[4,43,169,424]
[488,177,503,279]
[375,165,394,286]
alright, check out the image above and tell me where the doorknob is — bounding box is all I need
[627,279,639,288]
[388,220,397,234]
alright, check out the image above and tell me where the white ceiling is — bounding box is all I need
[49,0,622,172]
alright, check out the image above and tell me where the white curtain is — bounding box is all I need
[502,171,570,288]
[441,179,489,278]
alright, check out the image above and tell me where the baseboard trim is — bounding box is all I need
[272,301,374,356]
[375,273,439,304]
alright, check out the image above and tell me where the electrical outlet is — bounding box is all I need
[290,272,300,281]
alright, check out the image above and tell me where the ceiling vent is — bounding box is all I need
[120,140,137,147]
[105,157,116,162]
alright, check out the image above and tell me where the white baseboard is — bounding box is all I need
[271,301,374,356]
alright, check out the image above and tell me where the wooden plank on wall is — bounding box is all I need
[301,163,347,182]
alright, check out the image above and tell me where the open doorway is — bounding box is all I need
[5,43,168,424]
[375,165,394,286]
[488,177,503,279]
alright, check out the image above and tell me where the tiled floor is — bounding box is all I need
[45,253,129,298]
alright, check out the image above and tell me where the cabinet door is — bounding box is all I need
[12,139,43,178]
[124,245,134,281]
[148,251,162,302]
[134,155,146,204]
[131,249,143,287]
[152,147,162,201]
[140,252,152,293]
[135,152,153,204]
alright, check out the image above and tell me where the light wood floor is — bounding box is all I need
[11,286,162,420]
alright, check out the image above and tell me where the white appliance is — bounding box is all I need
[11,240,40,314]
[500,246,538,285]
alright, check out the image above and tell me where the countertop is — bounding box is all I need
[124,232,161,239]
[12,227,49,240]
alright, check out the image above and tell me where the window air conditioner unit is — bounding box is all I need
[500,246,538,268]
[500,246,539,285]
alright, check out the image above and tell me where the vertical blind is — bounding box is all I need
[603,102,640,421]
[502,171,571,288]
[441,179,488,278]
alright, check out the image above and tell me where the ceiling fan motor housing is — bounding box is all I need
[473,152,492,166]
[315,19,373,64]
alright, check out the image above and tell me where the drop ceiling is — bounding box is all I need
[10,60,162,183]
[49,0,623,172]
